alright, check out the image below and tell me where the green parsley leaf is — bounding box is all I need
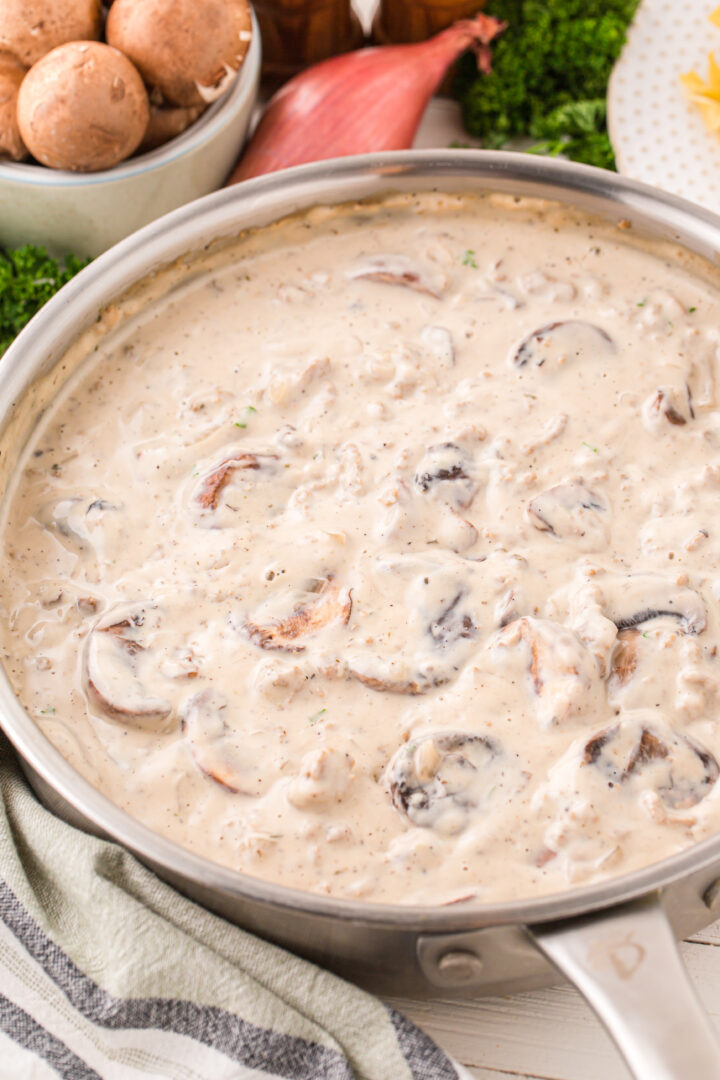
[1,246,89,358]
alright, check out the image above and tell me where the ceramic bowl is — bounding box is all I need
[0,11,260,259]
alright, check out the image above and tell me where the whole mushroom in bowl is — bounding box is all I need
[16,41,150,172]
[0,0,101,67]
[106,0,254,108]
[0,0,260,257]
[0,51,27,161]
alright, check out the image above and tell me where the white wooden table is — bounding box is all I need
[389,921,720,1078]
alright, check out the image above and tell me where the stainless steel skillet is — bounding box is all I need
[2,151,720,1080]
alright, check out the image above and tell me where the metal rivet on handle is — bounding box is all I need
[436,950,484,985]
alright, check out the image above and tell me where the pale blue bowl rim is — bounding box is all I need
[0,10,260,189]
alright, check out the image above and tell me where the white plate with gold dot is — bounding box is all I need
[608,0,720,210]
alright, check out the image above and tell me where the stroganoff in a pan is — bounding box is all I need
[4,192,720,906]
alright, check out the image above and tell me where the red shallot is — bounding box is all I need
[228,14,505,183]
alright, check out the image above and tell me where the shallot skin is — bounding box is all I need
[229,15,505,183]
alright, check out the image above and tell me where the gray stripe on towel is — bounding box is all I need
[388,1007,460,1080]
[0,880,352,1080]
[0,992,102,1080]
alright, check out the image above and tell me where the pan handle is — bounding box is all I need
[529,895,720,1080]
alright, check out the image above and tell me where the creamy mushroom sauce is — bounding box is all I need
[4,192,720,906]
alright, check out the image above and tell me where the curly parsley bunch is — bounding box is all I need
[455,0,640,170]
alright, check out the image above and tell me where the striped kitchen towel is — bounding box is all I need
[0,733,468,1080]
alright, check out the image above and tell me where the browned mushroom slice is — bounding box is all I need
[642,385,694,430]
[510,320,614,369]
[346,255,442,298]
[527,480,608,549]
[346,558,478,694]
[347,602,475,693]
[181,689,254,794]
[385,731,505,832]
[496,589,523,628]
[350,660,448,696]
[85,604,171,725]
[600,574,706,635]
[581,716,719,810]
[243,579,352,652]
[193,451,277,511]
[414,443,477,509]
[492,616,599,727]
[606,627,691,715]
[607,629,640,688]
[483,551,545,630]
[428,589,476,648]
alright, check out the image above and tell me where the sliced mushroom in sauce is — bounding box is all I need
[242,578,352,653]
[413,443,477,509]
[385,731,507,833]
[181,688,257,795]
[527,480,609,550]
[491,616,601,727]
[346,254,443,298]
[597,573,706,635]
[509,320,614,370]
[348,661,445,695]
[428,589,476,649]
[582,715,719,811]
[608,629,640,688]
[642,385,694,432]
[344,555,479,695]
[42,496,121,552]
[85,603,171,726]
[191,450,278,520]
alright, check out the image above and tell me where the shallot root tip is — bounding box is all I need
[458,13,508,44]
[468,17,508,74]
[447,14,507,72]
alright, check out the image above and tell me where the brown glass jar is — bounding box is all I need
[373,0,487,45]
[253,0,365,83]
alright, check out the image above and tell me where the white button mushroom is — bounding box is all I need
[16,41,150,172]
[106,0,253,109]
[0,51,27,161]
[0,0,101,68]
